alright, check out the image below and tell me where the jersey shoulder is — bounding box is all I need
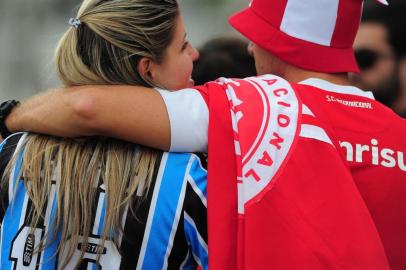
[0,133,26,177]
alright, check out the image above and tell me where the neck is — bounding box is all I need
[283,65,350,85]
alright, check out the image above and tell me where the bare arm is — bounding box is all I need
[6,85,171,150]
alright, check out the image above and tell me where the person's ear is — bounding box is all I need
[137,57,154,81]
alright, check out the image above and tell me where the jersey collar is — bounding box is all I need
[299,78,375,100]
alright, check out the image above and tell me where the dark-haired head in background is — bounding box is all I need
[192,37,256,85]
[350,1,406,116]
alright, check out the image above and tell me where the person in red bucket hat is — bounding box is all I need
[230,0,387,74]
[3,0,406,269]
[229,1,406,269]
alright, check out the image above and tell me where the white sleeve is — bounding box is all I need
[157,89,208,153]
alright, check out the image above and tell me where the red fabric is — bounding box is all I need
[229,0,390,73]
[240,138,389,269]
[206,81,238,270]
[201,76,390,269]
[229,7,359,74]
[253,0,288,29]
[331,0,363,48]
[296,83,406,270]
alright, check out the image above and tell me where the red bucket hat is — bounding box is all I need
[229,0,388,73]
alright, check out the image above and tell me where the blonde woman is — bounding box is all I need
[0,0,207,269]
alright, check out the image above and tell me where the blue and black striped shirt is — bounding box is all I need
[0,133,208,270]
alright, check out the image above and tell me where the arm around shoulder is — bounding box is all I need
[6,85,171,150]
[6,87,98,137]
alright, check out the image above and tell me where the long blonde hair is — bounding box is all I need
[2,0,179,268]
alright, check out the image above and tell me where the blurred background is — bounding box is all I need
[0,0,249,100]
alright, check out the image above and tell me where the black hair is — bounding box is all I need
[362,1,406,58]
[192,37,257,85]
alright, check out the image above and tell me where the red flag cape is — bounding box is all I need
[204,76,389,269]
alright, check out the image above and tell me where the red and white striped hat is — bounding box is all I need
[229,0,388,73]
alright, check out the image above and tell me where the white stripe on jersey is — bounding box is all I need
[184,212,208,256]
[191,251,203,268]
[8,133,28,203]
[187,156,207,207]
[300,103,334,145]
[187,176,207,207]
[18,190,29,228]
[299,78,375,99]
[162,155,194,269]
[136,153,169,270]
[280,0,339,46]
[234,141,242,156]
[302,104,315,116]
[300,124,334,146]
[92,191,106,235]
[180,251,192,270]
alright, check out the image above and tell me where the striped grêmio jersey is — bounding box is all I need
[0,133,208,270]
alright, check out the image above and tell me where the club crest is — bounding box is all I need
[218,75,300,213]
